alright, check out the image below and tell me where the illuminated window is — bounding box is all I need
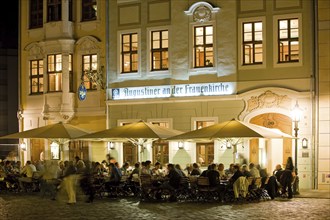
[82,0,97,21]
[151,30,168,71]
[30,0,43,29]
[196,143,214,166]
[47,54,62,92]
[153,140,169,165]
[242,21,263,65]
[30,60,43,94]
[47,0,61,22]
[121,33,138,73]
[195,120,215,165]
[194,25,214,68]
[123,142,138,164]
[82,54,98,90]
[278,18,299,63]
[47,54,72,92]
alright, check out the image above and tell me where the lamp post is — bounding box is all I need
[291,101,302,195]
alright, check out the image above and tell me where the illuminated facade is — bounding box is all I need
[18,0,329,190]
[19,0,107,163]
[105,0,329,190]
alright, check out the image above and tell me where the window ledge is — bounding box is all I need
[238,63,266,70]
[147,70,170,77]
[189,67,217,75]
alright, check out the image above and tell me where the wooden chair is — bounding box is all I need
[139,175,158,201]
[196,176,218,201]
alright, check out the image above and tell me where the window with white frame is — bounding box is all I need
[121,33,138,73]
[242,21,263,65]
[194,25,214,68]
[82,54,98,90]
[30,60,43,94]
[69,54,73,92]
[151,30,169,71]
[277,18,299,63]
[47,54,73,92]
[47,54,62,92]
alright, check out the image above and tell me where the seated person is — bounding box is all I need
[249,163,260,178]
[129,162,140,180]
[207,163,225,201]
[18,161,37,191]
[217,163,228,180]
[241,164,252,178]
[105,163,122,188]
[273,164,284,182]
[120,162,130,176]
[229,164,243,185]
[207,164,220,187]
[200,164,212,177]
[190,163,201,176]
[159,163,181,201]
[225,163,235,176]
[152,162,162,176]
[140,161,152,175]
[174,164,186,177]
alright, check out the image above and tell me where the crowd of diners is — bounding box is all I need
[0,154,296,204]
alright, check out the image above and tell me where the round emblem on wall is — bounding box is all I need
[78,84,87,101]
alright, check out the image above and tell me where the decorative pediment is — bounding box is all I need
[24,42,44,58]
[76,36,101,51]
[246,90,291,113]
[185,1,220,23]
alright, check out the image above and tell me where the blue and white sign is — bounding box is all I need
[111,82,236,100]
[78,84,87,101]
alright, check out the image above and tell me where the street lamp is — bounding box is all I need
[291,100,302,195]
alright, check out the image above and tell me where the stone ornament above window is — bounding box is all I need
[24,42,44,59]
[193,6,211,22]
[185,1,220,23]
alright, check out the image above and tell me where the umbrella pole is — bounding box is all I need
[233,144,237,163]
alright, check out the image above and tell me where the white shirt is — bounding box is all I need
[21,164,37,178]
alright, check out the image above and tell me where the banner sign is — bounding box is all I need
[111,82,236,100]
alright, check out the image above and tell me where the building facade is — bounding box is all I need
[18,0,329,190]
[19,0,108,163]
[106,0,328,190]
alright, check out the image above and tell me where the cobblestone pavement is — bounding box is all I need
[0,193,329,220]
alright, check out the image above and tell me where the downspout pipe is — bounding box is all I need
[312,0,319,189]
[17,1,23,162]
[105,0,110,129]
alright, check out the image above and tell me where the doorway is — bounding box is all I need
[249,113,292,172]
[152,140,169,165]
[123,142,138,164]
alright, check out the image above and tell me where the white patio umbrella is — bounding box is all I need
[0,122,91,141]
[168,118,293,162]
[0,122,91,159]
[168,118,292,141]
[80,120,183,143]
[79,121,183,160]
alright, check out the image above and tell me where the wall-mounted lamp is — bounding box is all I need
[50,142,60,160]
[20,142,26,151]
[107,142,115,151]
[178,142,184,150]
[226,141,232,149]
[302,138,308,149]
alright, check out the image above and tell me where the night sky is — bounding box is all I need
[0,0,19,49]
